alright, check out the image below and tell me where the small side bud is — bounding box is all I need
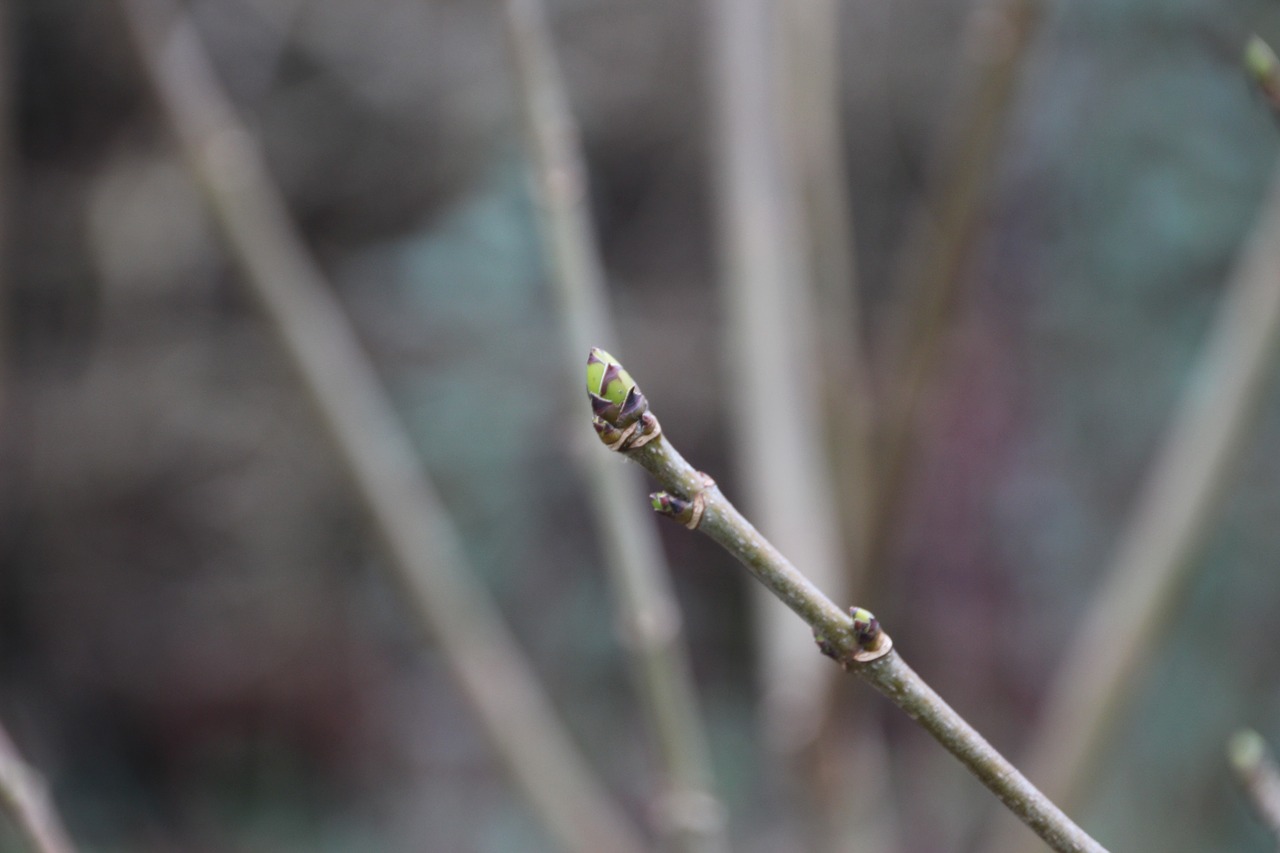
[593,416,627,448]
[850,607,882,648]
[650,491,703,529]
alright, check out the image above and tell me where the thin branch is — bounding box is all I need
[986,161,1280,853]
[587,349,1108,853]
[781,0,878,628]
[869,0,1046,570]
[500,1,728,850]
[117,2,648,851]
[780,4,898,850]
[707,0,851,758]
[1228,729,1280,847]
[0,722,77,853]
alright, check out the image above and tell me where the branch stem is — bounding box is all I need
[621,425,1106,853]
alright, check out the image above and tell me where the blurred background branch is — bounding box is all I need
[706,0,848,769]
[0,722,77,853]
[989,154,1280,853]
[868,0,1046,568]
[116,1,647,851]
[500,0,727,849]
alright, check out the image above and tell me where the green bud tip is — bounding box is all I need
[1229,729,1267,772]
[650,491,689,516]
[586,347,664,452]
[850,607,881,646]
[587,348,635,407]
[1245,35,1279,84]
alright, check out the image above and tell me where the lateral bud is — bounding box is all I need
[650,490,705,530]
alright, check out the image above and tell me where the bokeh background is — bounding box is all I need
[4,0,1280,851]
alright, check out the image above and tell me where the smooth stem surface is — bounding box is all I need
[990,163,1280,853]
[501,1,727,849]
[627,433,1108,853]
[119,3,648,852]
[708,0,849,757]
[0,724,76,853]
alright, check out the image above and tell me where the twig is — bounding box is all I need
[869,0,1046,571]
[587,349,1108,853]
[707,0,850,758]
[1228,729,1280,847]
[117,2,649,851]
[781,0,878,629]
[0,722,77,853]
[987,161,1280,853]
[500,1,727,849]
[780,4,898,850]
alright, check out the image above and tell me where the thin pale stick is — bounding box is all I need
[117,2,648,851]
[781,3,898,849]
[0,723,77,853]
[500,1,727,849]
[708,0,850,758]
[989,163,1280,853]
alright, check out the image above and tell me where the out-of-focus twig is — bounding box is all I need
[1228,729,1280,847]
[500,2,728,850]
[782,0,877,626]
[780,3,897,850]
[989,161,1280,853]
[869,0,1046,569]
[117,3,648,852]
[0,722,77,853]
[587,349,1108,853]
[707,0,850,759]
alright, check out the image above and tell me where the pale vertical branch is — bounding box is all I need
[117,3,648,852]
[780,3,897,850]
[0,722,77,853]
[707,0,850,758]
[870,0,1046,567]
[500,2,728,850]
[989,164,1280,853]
[781,0,877,616]
[1228,729,1280,847]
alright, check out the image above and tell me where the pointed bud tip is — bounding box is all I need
[585,347,637,409]
[1245,35,1278,82]
[849,607,881,645]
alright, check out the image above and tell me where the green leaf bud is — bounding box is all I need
[587,347,649,429]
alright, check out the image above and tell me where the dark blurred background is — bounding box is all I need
[4,0,1280,851]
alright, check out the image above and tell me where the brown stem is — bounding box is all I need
[613,422,1107,853]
